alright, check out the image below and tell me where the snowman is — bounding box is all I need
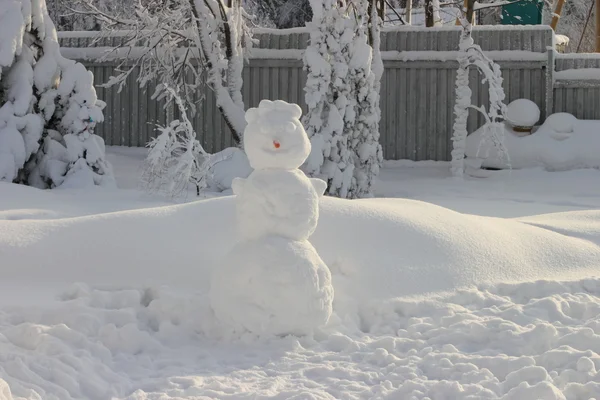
[209,99,334,337]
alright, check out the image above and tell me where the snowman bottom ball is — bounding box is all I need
[209,236,334,336]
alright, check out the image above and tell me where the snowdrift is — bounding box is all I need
[3,184,600,399]
[466,116,600,171]
[2,188,600,305]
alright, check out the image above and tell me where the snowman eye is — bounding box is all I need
[284,122,296,134]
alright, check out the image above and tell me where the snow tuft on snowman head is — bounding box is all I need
[244,99,310,170]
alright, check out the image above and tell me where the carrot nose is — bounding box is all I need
[273,140,281,149]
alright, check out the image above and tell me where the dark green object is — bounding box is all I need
[501,0,543,25]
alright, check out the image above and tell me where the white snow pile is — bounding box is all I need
[2,179,600,397]
[467,112,600,171]
[205,147,252,192]
[210,100,333,336]
[505,98,540,128]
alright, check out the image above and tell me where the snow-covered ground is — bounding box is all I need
[1,146,600,399]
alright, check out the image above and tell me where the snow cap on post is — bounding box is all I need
[243,99,310,170]
[505,99,540,131]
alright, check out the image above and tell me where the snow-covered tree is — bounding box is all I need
[303,0,383,199]
[46,0,138,30]
[303,0,353,198]
[348,0,383,198]
[451,0,508,177]
[0,0,113,188]
[79,0,251,146]
[245,0,312,28]
[77,0,251,196]
[554,0,596,52]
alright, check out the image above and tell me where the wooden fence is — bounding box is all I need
[58,26,600,161]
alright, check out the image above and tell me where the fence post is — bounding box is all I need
[545,46,555,120]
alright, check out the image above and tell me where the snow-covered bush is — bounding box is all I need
[0,0,113,188]
[141,86,245,197]
[451,5,508,178]
[141,87,211,197]
[303,0,383,199]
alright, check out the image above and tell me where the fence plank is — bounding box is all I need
[385,69,396,159]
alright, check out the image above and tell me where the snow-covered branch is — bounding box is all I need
[79,0,251,146]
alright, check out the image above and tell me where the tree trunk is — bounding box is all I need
[405,0,412,24]
[596,0,600,52]
[466,0,476,25]
[550,0,565,31]
[190,0,245,146]
[456,0,475,25]
[425,0,434,27]
[367,0,384,45]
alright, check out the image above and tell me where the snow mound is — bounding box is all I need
[210,236,333,336]
[544,112,578,134]
[466,116,600,170]
[1,193,600,302]
[206,147,252,191]
[505,98,540,127]
[2,184,600,398]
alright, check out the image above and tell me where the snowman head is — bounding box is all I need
[244,100,311,170]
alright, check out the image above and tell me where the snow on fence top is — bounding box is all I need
[555,54,600,71]
[58,26,554,54]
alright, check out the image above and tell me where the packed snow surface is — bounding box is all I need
[2,148,600,398]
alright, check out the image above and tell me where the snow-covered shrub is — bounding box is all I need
[141,86,240,197]
[451,12,508,178]
[303,0,383,199]
[142,88,210,197]
[0,0,113,188]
